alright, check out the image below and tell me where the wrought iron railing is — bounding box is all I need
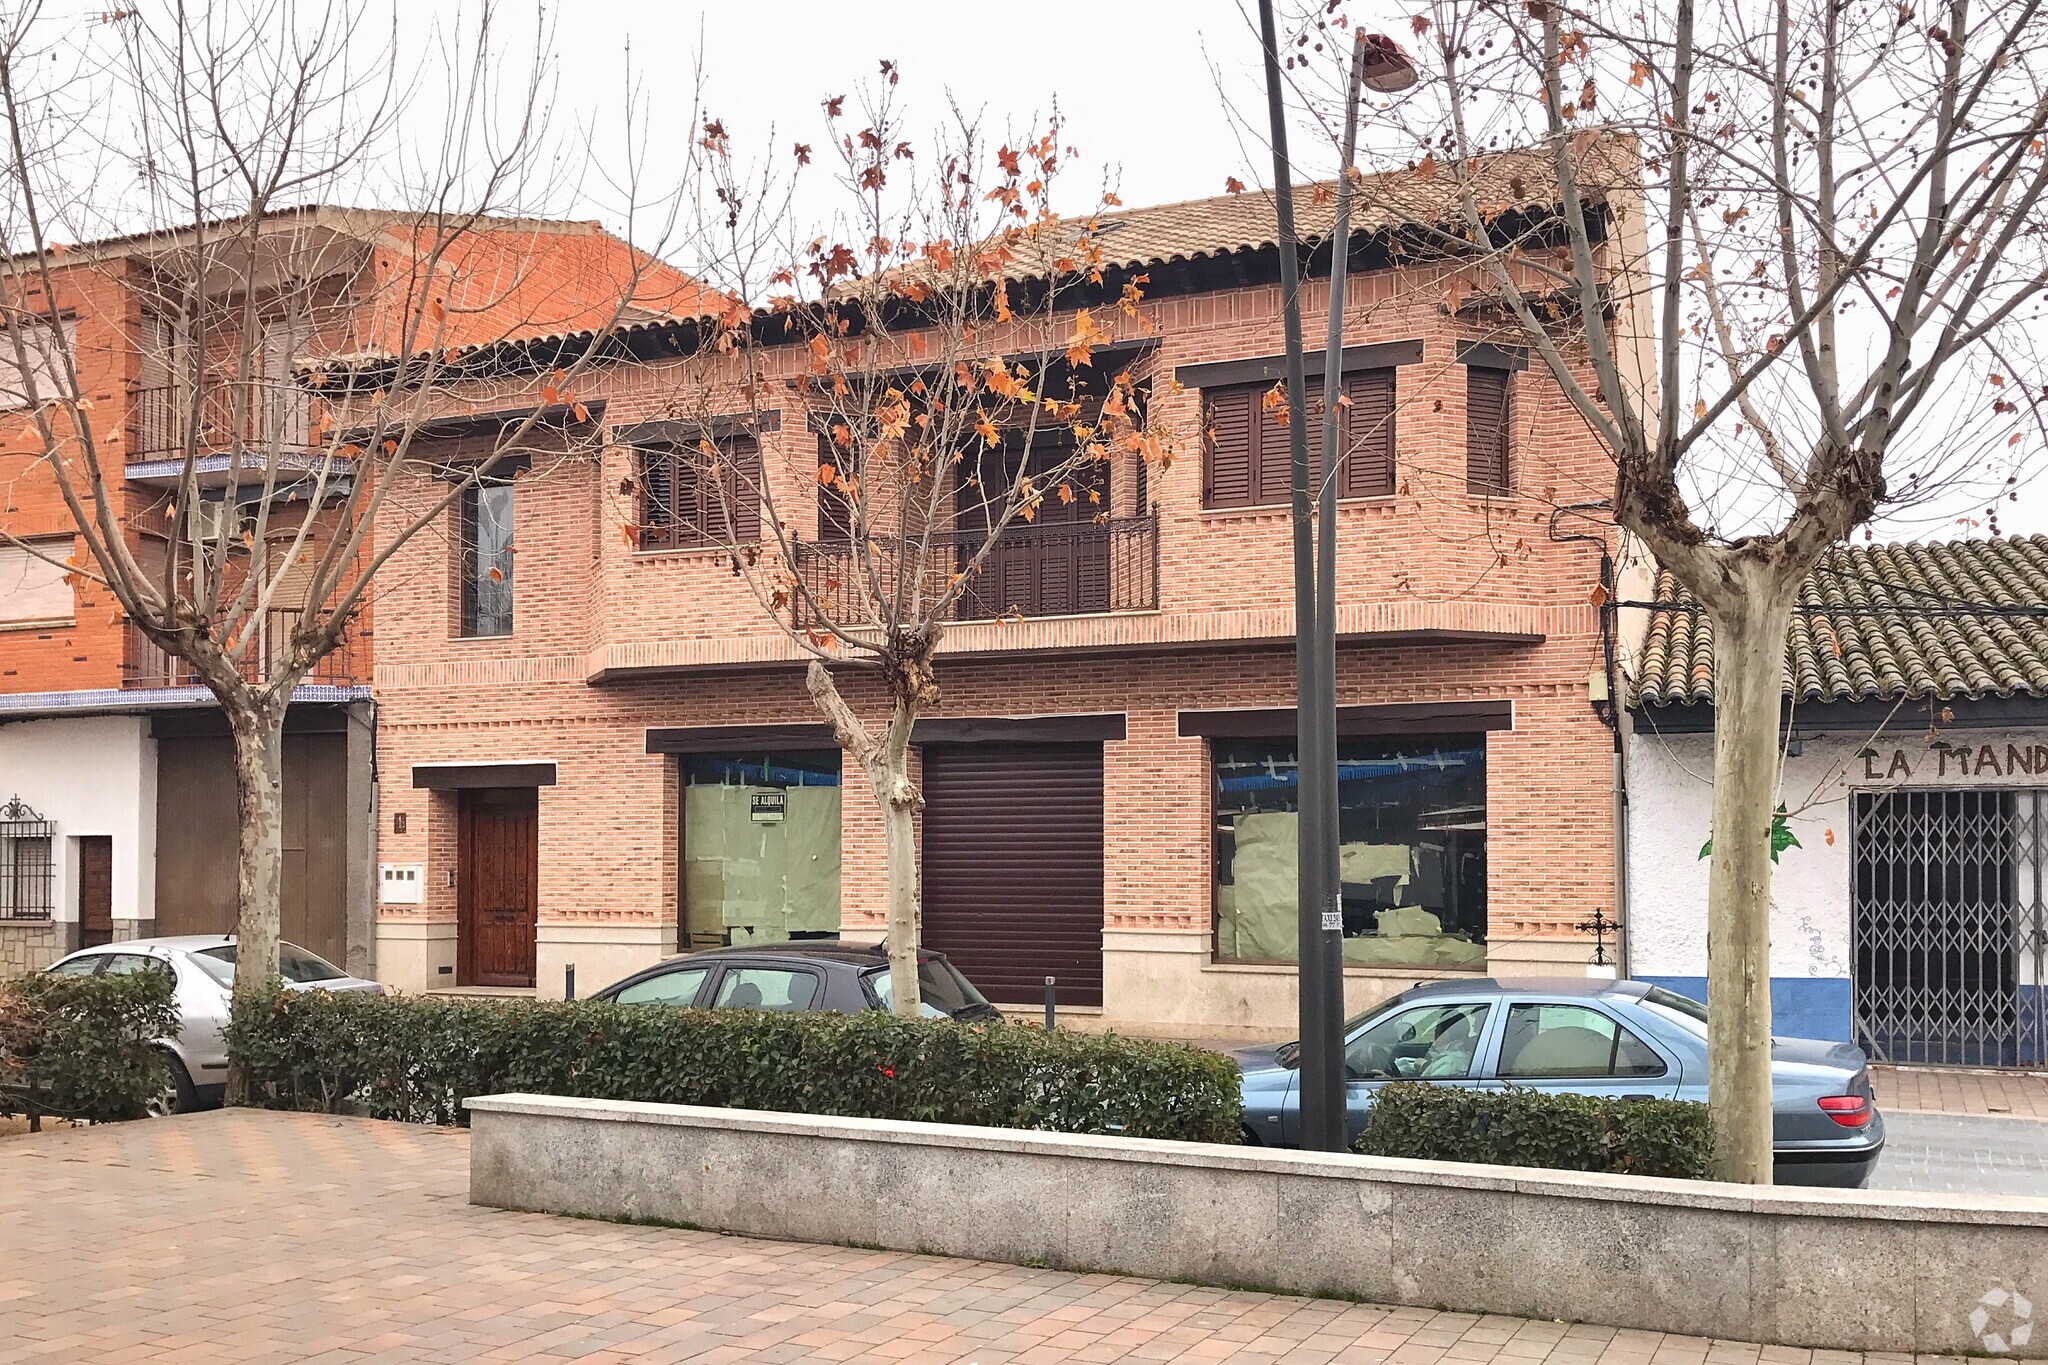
[128,380,318,463]
[791,512,1158,630]
[120,609,365,689]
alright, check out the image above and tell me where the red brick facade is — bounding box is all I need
[0,212,705,974]
[367,222,1633,1033]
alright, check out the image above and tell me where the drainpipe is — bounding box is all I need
[1615,717,1632,979]
[345,696,379,981]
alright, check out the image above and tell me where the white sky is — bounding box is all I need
[69,0,2040,545]
[510,0,2046,544]
[541,0,1280,223]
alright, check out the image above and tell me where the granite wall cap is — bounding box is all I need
[463,1093,2048,1226]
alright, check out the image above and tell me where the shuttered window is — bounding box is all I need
[638,437,762,549]
[1339,369,1396,498]
[1466,366,1513,496]
[0,538,74,625]
[816,433,853,541]
[1202,369,1395,508]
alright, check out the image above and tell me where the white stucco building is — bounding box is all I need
[1624,536,2048,1067]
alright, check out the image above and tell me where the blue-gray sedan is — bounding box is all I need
[1234,977,1884,1187]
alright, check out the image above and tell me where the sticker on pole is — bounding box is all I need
[1321,893,1343,933]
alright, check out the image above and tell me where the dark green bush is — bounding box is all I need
[0,969,180,1124]
[226,989,1244,1143]
[1354,1081,1713,1179]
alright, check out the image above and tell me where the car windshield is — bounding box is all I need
[865,959,991,1018]
[193,942,347,985]
[1639,986,1709,1035]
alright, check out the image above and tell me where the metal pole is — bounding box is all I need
[1298,32,1372,1155]
[1257,0,1338,1152]
[1044,976,1057,1031]
[565,962,576,1001]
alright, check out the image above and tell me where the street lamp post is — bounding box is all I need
[1256,5,1415,1153]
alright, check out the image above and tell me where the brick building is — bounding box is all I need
[363,152,1648,1036]
[0,210,703,974]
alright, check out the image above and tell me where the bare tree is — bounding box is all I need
[0,0,688,1095]
[631,76,1180,1015]
[1278,0,2048,1179]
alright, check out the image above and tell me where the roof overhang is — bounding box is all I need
[1632,693,2048,735]
[0,684,370,723]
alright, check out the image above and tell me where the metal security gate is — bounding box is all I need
[1852,789,2048,1066]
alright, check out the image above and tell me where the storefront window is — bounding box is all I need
[681,751,841,950]
[1212,736,1487,968]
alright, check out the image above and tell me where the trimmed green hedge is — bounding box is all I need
[225,989,1244,1143]
[1,969,180,1124]
[1355,1081,1713,1179]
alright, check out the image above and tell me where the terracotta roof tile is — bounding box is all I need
[1632,535,2048,708]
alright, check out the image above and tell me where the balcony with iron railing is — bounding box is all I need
[790,512,1159,631]
[127,379,320,466]
[120,609,366,690]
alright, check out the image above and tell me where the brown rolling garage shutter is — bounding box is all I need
[1343,368,1396,497]
[920,742,1105,1007]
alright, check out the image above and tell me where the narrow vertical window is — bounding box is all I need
[1466,366,1513,496]
[460,482,515,637]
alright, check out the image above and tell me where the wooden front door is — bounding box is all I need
[459,789,538,987]
[78,836,113,948]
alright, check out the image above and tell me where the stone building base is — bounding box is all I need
[0,921,70,976]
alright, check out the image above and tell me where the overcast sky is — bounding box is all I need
[384,1,2046,545]
[540,0,1277,222]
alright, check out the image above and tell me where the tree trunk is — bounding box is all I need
[806,659,925,1017]
[223,700,286,1106]
[870,706,923,1018]
[1702,589,1790,1184]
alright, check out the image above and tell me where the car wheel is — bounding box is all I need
[145,1051,197,1118]
[1240,1124,1262,1147]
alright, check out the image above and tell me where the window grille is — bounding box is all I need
[0,796,55,921]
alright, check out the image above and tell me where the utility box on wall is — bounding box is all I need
[379,863,425,905]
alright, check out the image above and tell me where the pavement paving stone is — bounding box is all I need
[0,1109,2019,1364]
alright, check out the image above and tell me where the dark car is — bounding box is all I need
[589,940,1003,1022]
[1235,977,1884,1188]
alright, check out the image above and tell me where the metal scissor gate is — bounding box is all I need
[1852,788,2048,1067]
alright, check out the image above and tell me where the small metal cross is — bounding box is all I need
[1574,907,1615,967]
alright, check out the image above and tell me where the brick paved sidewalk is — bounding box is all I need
[0,1110,1976,1365]
[1872,1065,2048,1118]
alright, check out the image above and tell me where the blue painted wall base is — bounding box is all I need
[1635,976,1853,1044]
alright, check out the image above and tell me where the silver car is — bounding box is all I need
[45,936,382,1114]
[1235,978,1885,1187]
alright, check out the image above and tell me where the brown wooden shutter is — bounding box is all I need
[672,448,706,544]
[1251,384,1292,506]
[727,437,762,542]
[1203,386,1254,507]
[816,432,852,541]
[1343,368,1396,497]
[1467,367,1513,495]
[638,448,675,549]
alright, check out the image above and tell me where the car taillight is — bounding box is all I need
[1818,1095,1872,1128]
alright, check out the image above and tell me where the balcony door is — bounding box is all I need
[136,311,192,460]
[258,320,311,451]
[957,438,1110,620]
